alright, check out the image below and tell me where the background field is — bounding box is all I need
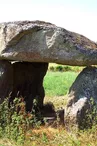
[44,71,78,109]
[44,71,78,97]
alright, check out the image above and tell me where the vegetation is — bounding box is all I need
[44,71,78,97]
[1,64,97,146]
[43,71,78,109]
[48,63,84,72]
[0,97,43,145]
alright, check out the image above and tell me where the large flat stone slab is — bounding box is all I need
[0,21,97,66]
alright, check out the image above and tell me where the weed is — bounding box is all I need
[0,97,42,144]
[42,132,48,143]
[82,97,97,129]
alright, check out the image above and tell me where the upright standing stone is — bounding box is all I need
[0,60,13,104]
[65,67,97,129]
[11,62,48,111]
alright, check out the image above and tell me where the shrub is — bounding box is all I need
[55,65,63,71]
[63,66,72,71]
[48,64,83,72]
[49,66,55,71]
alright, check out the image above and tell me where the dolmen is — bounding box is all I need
[0,21,97,129]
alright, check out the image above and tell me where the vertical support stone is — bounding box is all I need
[11,62,48,111]
[65,66,97,129]
[0,60,13,104]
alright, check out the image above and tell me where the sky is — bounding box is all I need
[0,0,97,42]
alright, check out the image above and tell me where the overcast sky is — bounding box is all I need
[0,0,97,42]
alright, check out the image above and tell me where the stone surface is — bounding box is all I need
[10,62,48,111]
[0,21,97,66]
[65,67,97,129]
[0,60,13,104]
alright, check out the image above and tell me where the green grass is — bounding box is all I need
[44,71,78,97]
[43,71,78,109]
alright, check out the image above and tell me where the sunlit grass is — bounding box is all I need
[43,71,78,109]
[44,71,78,97]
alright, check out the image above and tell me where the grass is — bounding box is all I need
[44,71,78,109]
[1,126,97,146]
[0,139,17,146]
[44,71,78,97]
